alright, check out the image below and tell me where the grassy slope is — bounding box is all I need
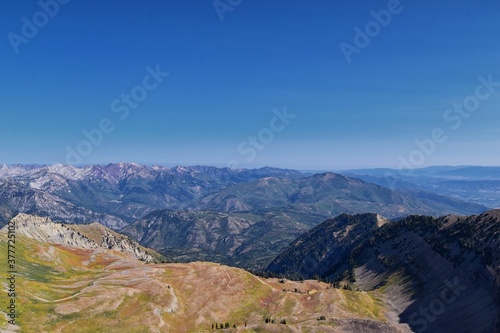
[0,234,405,333]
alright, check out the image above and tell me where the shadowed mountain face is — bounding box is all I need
[267,210,500,333]
[266,213,389,279]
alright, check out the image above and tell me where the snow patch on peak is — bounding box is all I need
[47,164,86,180]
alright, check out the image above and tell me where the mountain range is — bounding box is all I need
[0,163,491,270]
[0,164,304,229]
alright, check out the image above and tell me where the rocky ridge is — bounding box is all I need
[3,214,158,262]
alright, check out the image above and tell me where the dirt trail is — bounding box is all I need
[24,290,83,303]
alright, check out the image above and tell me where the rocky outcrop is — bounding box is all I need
[2,214,156,262]
[73,223,157,262]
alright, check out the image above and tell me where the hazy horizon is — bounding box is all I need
[2,161,500,174]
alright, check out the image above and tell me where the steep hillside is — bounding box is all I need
[350,211,500,333]
[267,213,388,279]
[267,210,500,332]
[0,226,410,333]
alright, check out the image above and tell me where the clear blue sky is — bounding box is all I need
[1,0,499,170]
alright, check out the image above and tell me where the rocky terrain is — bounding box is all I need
[1,209,498,332]
[2,214,163,262]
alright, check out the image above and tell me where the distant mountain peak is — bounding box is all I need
[313,172,341,179]
[171,165,190,173]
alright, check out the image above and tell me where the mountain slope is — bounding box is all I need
[122,171,488,270]
[121,209,325,269]
[0,223,411,333]
[267,210,500,333]
[267,213,389,279]
[196,172,488,218]
[1,164,488,233]
[2,213,162,262]
[0,179,125,229]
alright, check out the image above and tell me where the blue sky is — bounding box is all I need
[1,0,499,170]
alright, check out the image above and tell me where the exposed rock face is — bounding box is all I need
[7,214,99,249]
[3,214,156,262]
[72,223,159,262]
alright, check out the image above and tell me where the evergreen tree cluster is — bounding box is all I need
[211,321,238,330]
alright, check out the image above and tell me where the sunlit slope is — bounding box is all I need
[0,233,410,333]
